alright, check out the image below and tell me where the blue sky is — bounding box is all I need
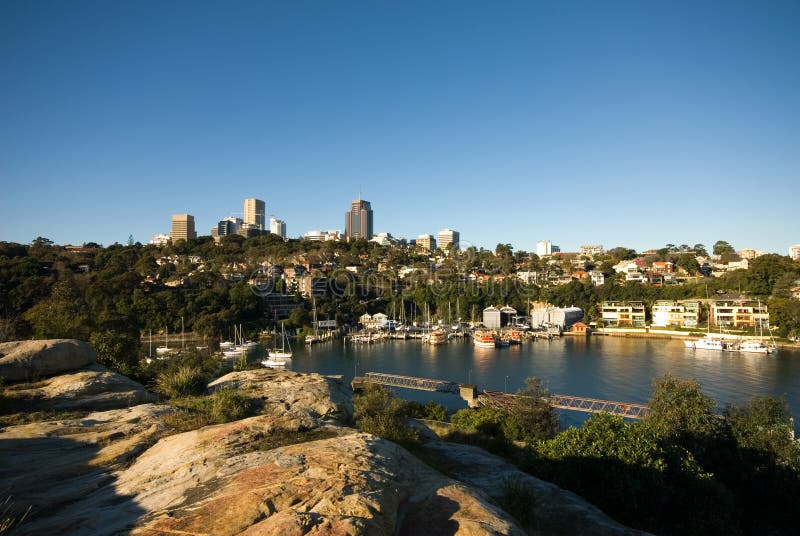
[1,1,798,254]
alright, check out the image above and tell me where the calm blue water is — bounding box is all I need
[286,336,800,431]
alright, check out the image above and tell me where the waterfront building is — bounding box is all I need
[243,198,266,231]
[170,214,196,242]
[601,301,646,328]
[270,216,286,239]
[345,197,373,240]
[416,234,436,253]
[651,300,701,328]
[149,234,171,246]
[710,295,769,329]
[438,228,460,251]
[530,306,583,330]
[789,244,800,261]
[483,306,500,328]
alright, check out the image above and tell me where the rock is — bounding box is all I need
[2,363,155,412]
[0,404,176,529]
[0,339,96,381]
[208,368,354,425]
[419,438,650,535]
[13,412,525,536]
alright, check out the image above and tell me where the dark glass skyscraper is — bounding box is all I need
[345,198,373,241]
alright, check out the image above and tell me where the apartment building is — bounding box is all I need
[651,300,701,327]
[601,301,646,328]
[710,295,770,328]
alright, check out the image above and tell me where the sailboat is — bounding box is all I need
[156,326,173,355]
[737,300,778,354]
[262,323,292,367]
[305,298,321,345]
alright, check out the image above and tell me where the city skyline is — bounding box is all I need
[1,2,799,253]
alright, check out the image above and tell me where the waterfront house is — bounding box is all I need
[601,301,646,328]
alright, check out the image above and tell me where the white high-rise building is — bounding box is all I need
[789,244,800,261]
[270,216,286,239]
[536,240,553,256]
[438,228,460,251]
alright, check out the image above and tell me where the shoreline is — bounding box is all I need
[585,328,800,350]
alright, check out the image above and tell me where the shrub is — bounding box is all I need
[155,366,206,398]
[353,384,419,447]
[405,400,448,421]
[209,387,249,424]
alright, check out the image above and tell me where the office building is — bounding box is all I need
[790,244,800,261]
[345,197,373,240]
[170,214,196,242]
[270,216,287,239]
[536,240,559,256]
[438,228,460,251]
[243,198,266,231]
[416,234,436,252]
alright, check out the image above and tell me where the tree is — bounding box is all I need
[725,396,800,471]
[644,374,719,455]
[508,377,559,442]
[89,330,140,377]
[676,253,701,275]
[693,244,708,257]
[712,240,735,256]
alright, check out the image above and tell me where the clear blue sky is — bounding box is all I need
[1,1,798,253]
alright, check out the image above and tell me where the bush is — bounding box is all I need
[209,386,249,423]
[353,384,419,447]
[532,413,736,535]
[496,478,536,531]
[89,330,140,377]
[155,366,207,398]
[405,400,448,421]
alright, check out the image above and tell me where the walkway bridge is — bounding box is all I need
[353,372,649,420]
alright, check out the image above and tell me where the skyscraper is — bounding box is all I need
[270,216,287,239]
[345,197,373,241]
[170,214,196,242]
[438,228,460,251]
[243,198,265,231]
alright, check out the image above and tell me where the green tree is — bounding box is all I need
[89,330,140,376]
[23,278,90,339]
[507,377,559,442]
[644,374,719,459]
[712,240,735,256]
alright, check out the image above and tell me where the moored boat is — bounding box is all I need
[473,331,498,348]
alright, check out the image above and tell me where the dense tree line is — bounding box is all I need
[2,237,800,350]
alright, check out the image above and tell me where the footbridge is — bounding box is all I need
[353,372,650,420]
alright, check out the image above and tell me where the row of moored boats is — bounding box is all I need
[684,335,778,354]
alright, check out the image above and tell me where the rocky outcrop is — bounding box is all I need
[0,403,176,528]
[209,368,353,425]
[1,345,644,536]
[1,363,155,411]
[418,437,649,535]
[0,339,96,381]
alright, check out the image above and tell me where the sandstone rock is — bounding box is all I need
[208,368,354,425]
[0,403,176,530]
[419,438,650,535]
[0,339,96,381]
[2,363,155,411]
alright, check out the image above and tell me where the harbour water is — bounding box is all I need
[287,336,800,432]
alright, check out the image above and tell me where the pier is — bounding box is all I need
[353,371,650,420]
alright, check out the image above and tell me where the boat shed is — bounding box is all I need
[483,306,501,329]
[499,305,517,327]
[530,306,584,330]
